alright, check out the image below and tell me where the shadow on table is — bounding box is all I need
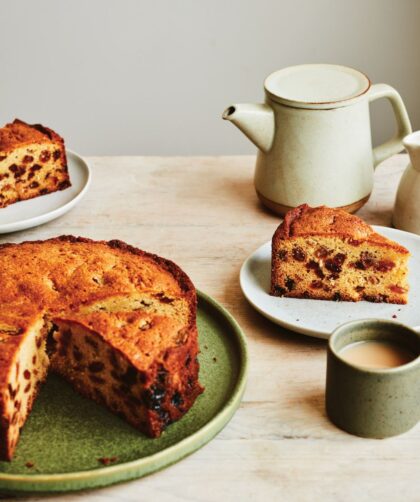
[221,175,280,220]
[236,292,326,347]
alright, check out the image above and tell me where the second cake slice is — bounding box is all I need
[0,119,70,208]
[271,204,409,304]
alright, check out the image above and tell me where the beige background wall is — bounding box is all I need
[1,0,419,155]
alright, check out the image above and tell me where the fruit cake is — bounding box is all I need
[0,119,70,208]
[0,236,203,460]
[271,204,410,304]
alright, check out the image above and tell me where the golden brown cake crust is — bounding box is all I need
[0,119,64,152]
[274,204,408,253]
[0,236,197,370]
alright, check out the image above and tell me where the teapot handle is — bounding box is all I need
[368,83,412,168]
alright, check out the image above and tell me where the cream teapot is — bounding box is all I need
[223,64,411,215]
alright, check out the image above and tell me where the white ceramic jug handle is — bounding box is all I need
[368,83,412,168]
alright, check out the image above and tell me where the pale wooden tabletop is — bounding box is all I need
[4,154,419,502]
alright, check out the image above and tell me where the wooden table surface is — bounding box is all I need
[4,154,419,502]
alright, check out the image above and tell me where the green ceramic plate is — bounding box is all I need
[0,291,248,494]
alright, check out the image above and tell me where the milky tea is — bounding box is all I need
[340,340,416,369]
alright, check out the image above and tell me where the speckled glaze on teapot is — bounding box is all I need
[223,64,412,216]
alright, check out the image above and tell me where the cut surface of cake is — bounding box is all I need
[0,237,203,460]
[0,119,70,208]
[271,204,410,304]
[0,304,49,461]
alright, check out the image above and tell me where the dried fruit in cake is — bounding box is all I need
[271,204,409,304]
[0,119,70,208]
[0,237,203,460]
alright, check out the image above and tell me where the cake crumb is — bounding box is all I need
[25,461,34,468]
[98,456,118,465]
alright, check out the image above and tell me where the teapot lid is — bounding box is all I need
[264,64,371,109]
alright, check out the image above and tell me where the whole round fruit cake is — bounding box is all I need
[0,236,203,460]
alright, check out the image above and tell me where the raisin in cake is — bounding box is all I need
[0,237,203,460]
[0,119,70,208]
[271,204,409,304]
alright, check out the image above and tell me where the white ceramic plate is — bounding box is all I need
[0,150,90,234]
[240,226,420,339]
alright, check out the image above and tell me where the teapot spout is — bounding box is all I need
[404,131,420,170]
[222,103,274,153]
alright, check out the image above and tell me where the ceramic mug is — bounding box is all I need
[223,64,412,216]
[326,319,420,438]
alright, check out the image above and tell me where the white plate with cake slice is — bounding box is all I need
[240,226,420,339]
[0,150,90,234]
